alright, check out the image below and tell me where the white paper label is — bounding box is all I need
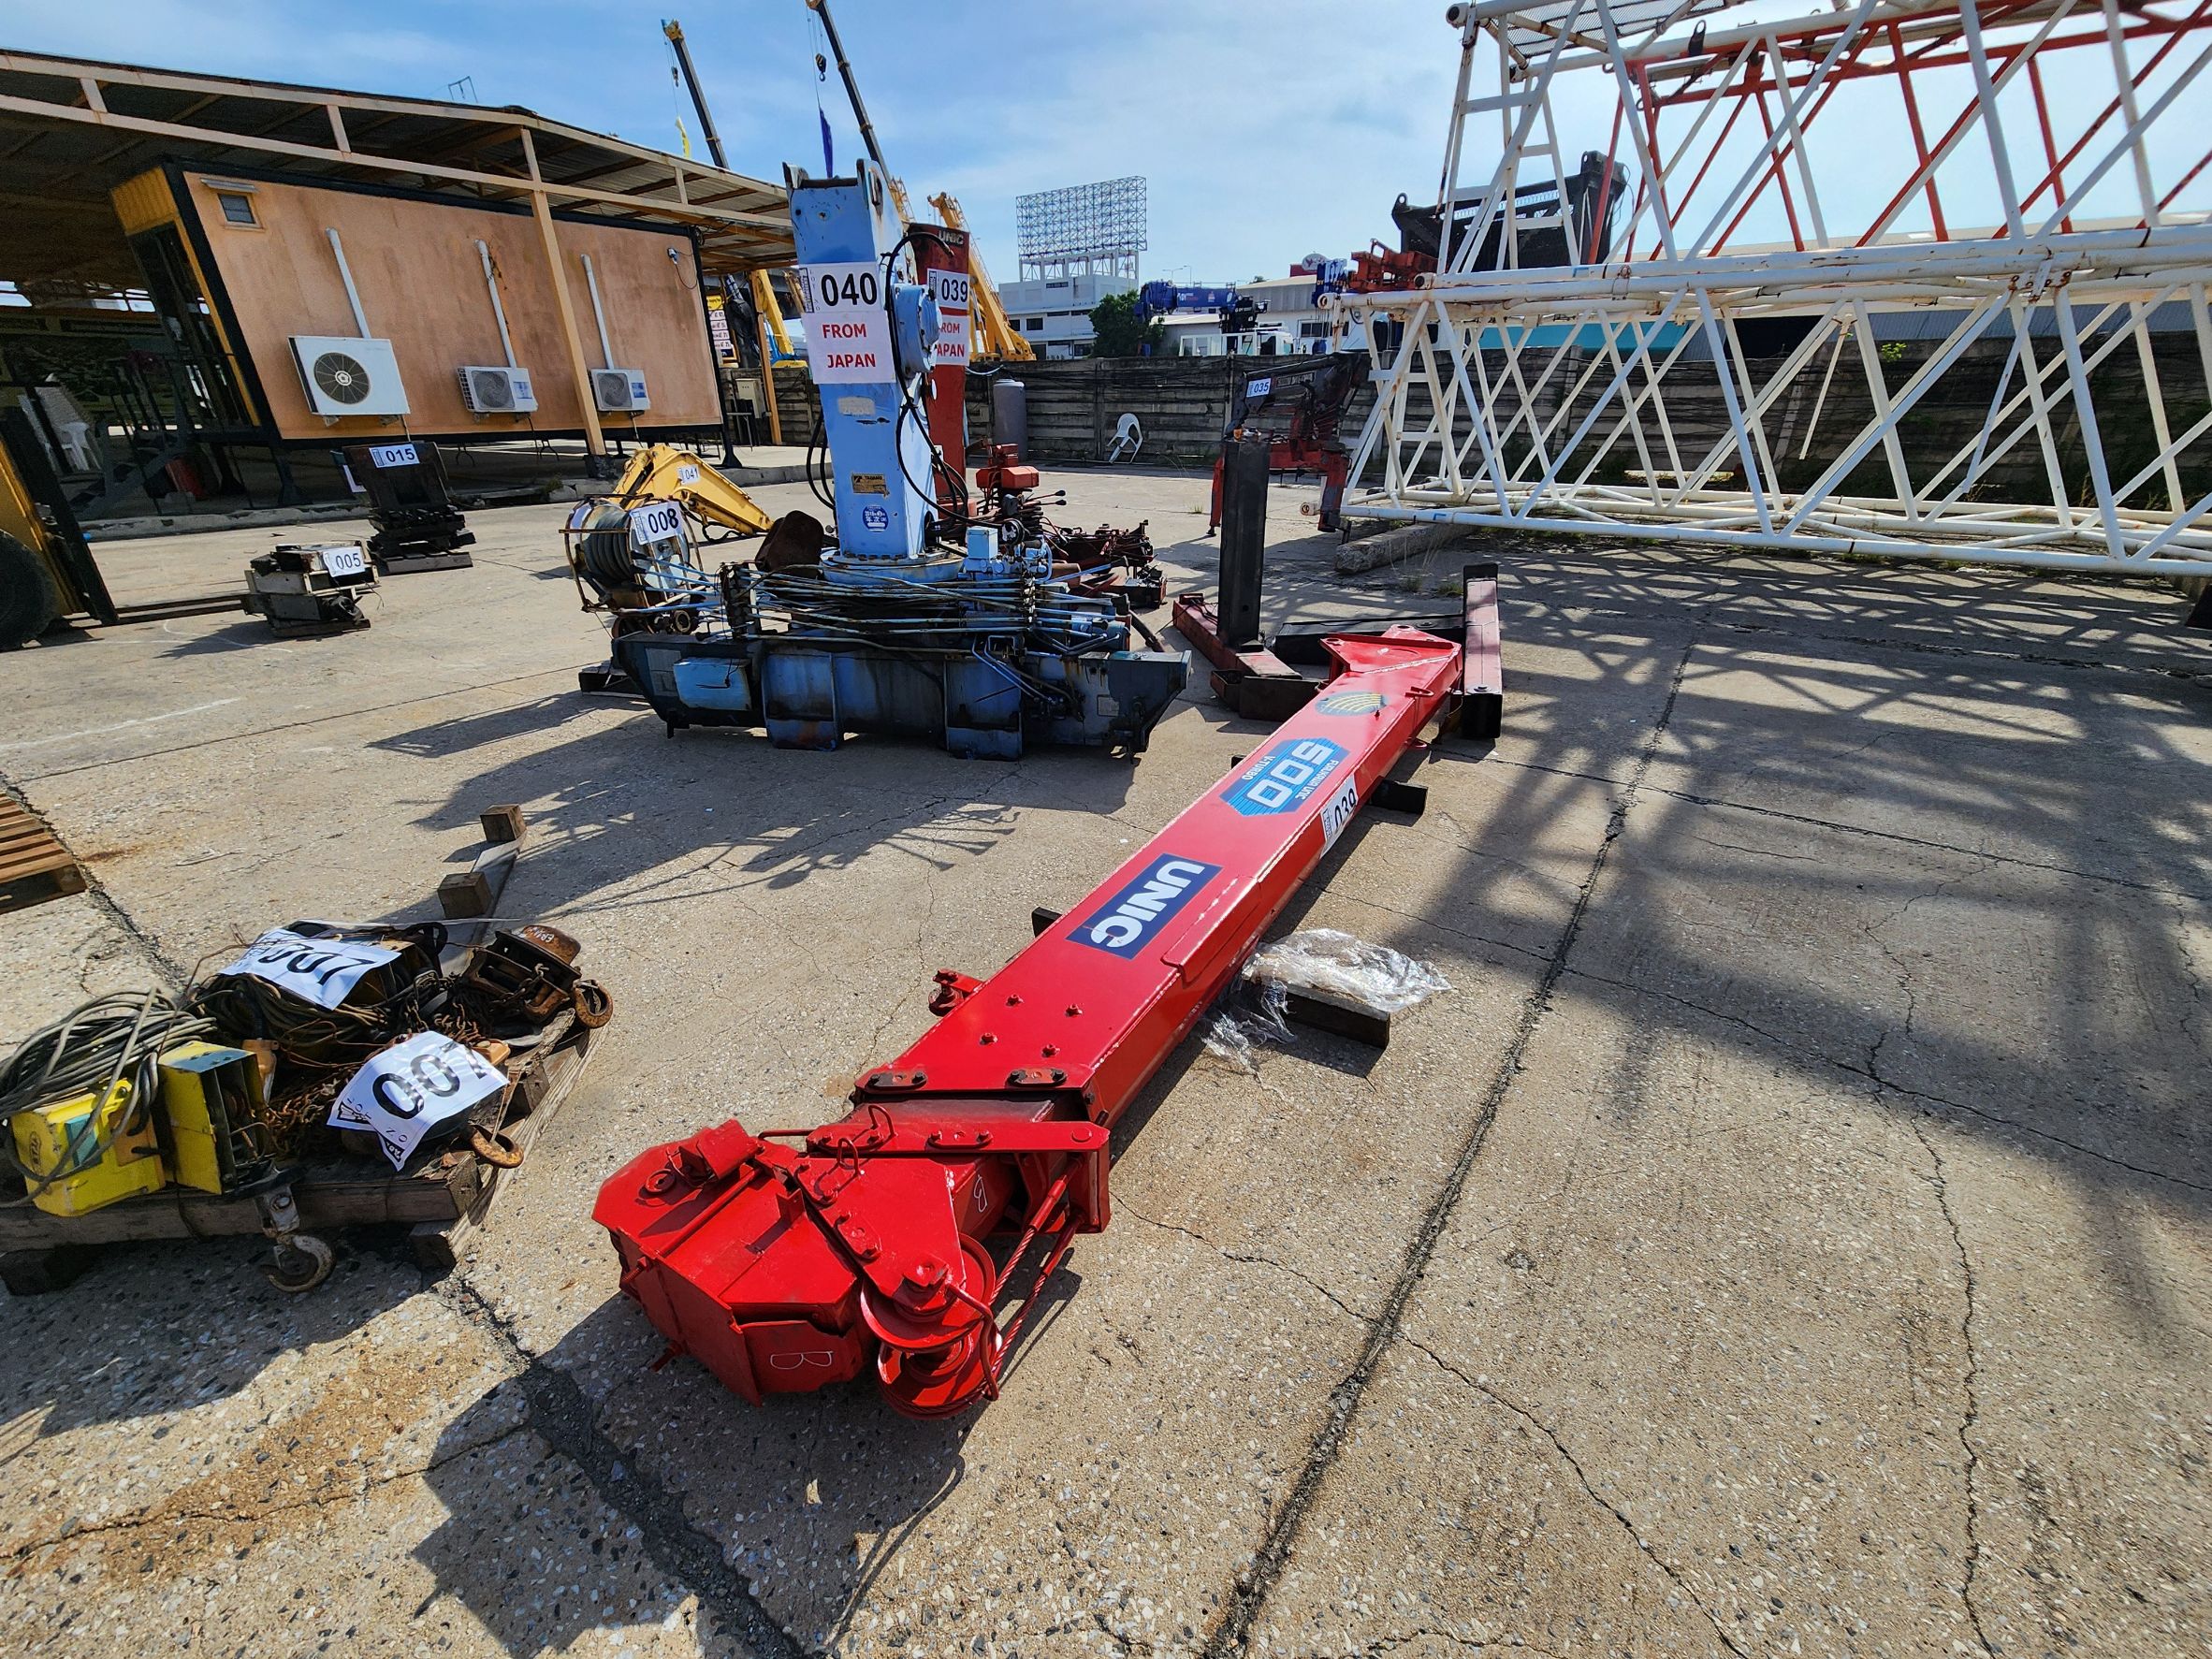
[1248,376,1273,399]
[927,269,972,369]
[328,1031,507,1169]
[797,260,892,384]
[368,443,418,469]
[216,927,398,1010]
[322,546,368,576]
[628,501,685,546]
[1318,778,1361,849]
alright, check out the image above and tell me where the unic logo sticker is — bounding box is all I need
[1316,690,1386,717]
[1223,736,1347,816]
[1074,855,1222,958]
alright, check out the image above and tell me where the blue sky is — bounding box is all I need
[0,0,1465,284]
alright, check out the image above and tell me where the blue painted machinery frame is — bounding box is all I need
[599,160,1186,760]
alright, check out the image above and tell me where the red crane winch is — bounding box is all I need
[595,619,1485,1416]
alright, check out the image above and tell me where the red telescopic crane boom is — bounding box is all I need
[596,618,1485,1416]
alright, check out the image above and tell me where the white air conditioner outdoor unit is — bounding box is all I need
[290,335,409,417]
[592,368,650,413]
[458,365,537,415]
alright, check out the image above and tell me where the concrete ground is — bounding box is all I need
[0,470,2206,1659]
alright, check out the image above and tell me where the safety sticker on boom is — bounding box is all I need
[1073,855,1222,958]
[1222,736,1347,816]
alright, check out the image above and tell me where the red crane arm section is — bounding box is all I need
[594,627,1466,1416]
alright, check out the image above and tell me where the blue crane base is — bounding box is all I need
[613,632,1186,759]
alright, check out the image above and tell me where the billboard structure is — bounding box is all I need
[1016,177,1148,281]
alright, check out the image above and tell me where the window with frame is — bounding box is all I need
[213,190,257,227]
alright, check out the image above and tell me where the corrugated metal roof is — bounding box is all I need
[0,50,793,291]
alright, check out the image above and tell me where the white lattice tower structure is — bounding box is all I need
[1335,0,2212,575]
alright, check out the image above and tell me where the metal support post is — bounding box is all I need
[1217,434,1271,647]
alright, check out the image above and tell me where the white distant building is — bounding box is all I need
[997,273,1137,359]
[1162,267,1344,357]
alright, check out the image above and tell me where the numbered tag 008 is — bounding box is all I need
[628,501,685,547]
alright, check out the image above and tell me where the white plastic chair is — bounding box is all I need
[1105,413,1142,464]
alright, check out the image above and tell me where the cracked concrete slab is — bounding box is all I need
[1248,1342,1729,1657]
[0,1245,737,1655]
[1279,991,1985,1657]
[2,473,2208,1658]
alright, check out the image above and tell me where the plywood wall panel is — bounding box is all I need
[177,170,719,443]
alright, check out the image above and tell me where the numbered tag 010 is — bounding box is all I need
[329,1030,507,1170]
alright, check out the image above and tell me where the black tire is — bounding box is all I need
[0,530,61,648]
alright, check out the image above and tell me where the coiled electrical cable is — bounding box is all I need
[0,990,213,1200]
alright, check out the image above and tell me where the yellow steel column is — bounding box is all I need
[520,129,607,472]
[748,269,789,444]
[755,312,786,445]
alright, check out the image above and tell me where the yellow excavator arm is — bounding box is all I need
[749,270,793,362]
[928,192,1033,362]
[608,444,775,538]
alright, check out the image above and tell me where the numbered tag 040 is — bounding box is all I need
[329,1031,507,1169]
[798,260,894,385]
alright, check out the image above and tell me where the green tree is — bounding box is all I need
[1088,291,1164,358]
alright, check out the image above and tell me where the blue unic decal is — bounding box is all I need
[1222,736,1347,816]
[861,504,890,531]
[1073,854,1222,958]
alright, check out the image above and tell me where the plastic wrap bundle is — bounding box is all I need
[1203,929,1450,1071]
[1245,928,1452,1012]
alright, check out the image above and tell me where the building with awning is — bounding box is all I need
[0,49,795,502]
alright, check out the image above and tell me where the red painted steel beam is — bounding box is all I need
[910,224,970,509]
[1170,591,1317,720]
[595,626,1469,1417]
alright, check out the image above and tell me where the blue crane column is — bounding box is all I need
[789,160,943,567]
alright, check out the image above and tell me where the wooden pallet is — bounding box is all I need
[0,1012,599,1291]
[0,794,86,914]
